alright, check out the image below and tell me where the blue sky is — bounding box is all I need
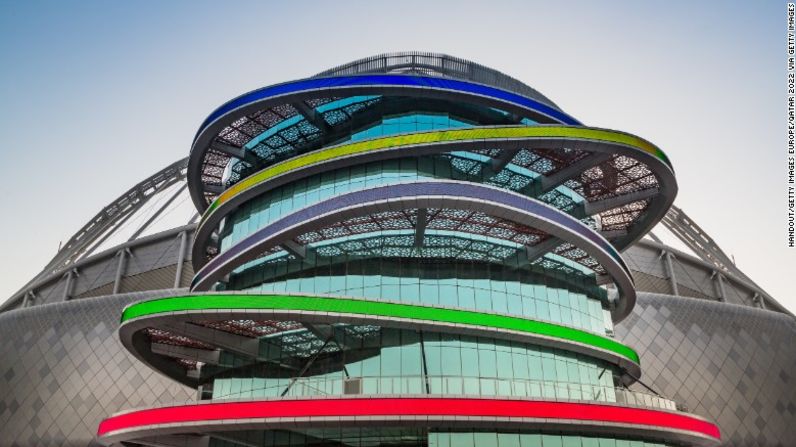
[0,1,792,312]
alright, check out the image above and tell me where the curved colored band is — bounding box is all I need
[211,126,670,215]
[193,126,675,268]
[196,74,579,141]
[189,74,582,210]
[120,293,640,378]
[97,396,721,446]
[190,181,636,320]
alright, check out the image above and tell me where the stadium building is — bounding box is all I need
[0,53,793,447]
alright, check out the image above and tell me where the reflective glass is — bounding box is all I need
[227,243,611,334]
[210,328,618,402]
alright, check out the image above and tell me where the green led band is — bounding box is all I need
[203,125,670,222]
[122,293,639,365]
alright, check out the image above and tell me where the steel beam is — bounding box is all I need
[158,322,299,371]
[38,158,187,276]
[161,322,260,360]
[210,142,246,159]
[538,152,613,194]
[712,271,727,302]
[521,237,562,266]
[281,240,307,259]
[661,250,679,296]
[503,237,561,269]
[490,148,520,174]
[128,183,188,242]
[414,208,428,247]
[599,229,628,239]
[211,142,260,165]
[151,342,221,365]
[662,205,746,281]
[584,188,658,215]
[292,101,333,133]
[753,293,765,309]
[174,230,188,288]
[304,323,351,351]
[62,269,76,301]
[112,249,131,295]
[280,335,334,396]
[647,231,663,243]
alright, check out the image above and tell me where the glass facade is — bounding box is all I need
[428,433,673,447]
[219,157,586,253]
[202,85,636,445]
[95,55,720,447]
[206,428,675,447]
[210,329,617,401]
[228,253,611,334]
[223,99,523,185]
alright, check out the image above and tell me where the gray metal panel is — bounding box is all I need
[1,225,197,314]
[123,235,183,278]
[68,255,119,298]
[615,293,796,447]
[670,257,716,300]
[119,265,179,294]
[0,291,193,447]
[623,243,668,279]
[36,278,68,306]
[621,240,792,316]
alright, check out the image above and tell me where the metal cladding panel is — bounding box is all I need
[676,284,714,301]
[623,247,669,280]
[722,282,755,307]
[3,226,197,312]
[630,270,674,295]
[123,235,183,277]
[670,260,714,299]
[37,279,69,305]
[0,291,193,447]
[76,282,115,299]
[615,292,796,447]
[119,265,178,293]
[68,258,118,298]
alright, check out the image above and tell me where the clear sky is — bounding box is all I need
[0,1,793,313]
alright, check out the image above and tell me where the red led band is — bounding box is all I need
[98,397,720,440]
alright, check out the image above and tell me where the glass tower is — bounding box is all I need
[98,53,720,447]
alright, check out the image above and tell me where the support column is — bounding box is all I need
[113,248,131,294]
[21,291,30,308]
[414,208,428,247]
[174,231,188,288]
[753,293,765,309]
[712,271,727,302]
[661,250,679,296]
[62,269,77,301]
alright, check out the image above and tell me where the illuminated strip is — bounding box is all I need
[120,293,639,365]
[190,181,636,321]
[189,74,585,211]
[97,397,721,445]
[203,125,671,219]
[195,75,580,141]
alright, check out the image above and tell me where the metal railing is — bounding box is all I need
[209,375,679,412]
[314,51,560,109]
